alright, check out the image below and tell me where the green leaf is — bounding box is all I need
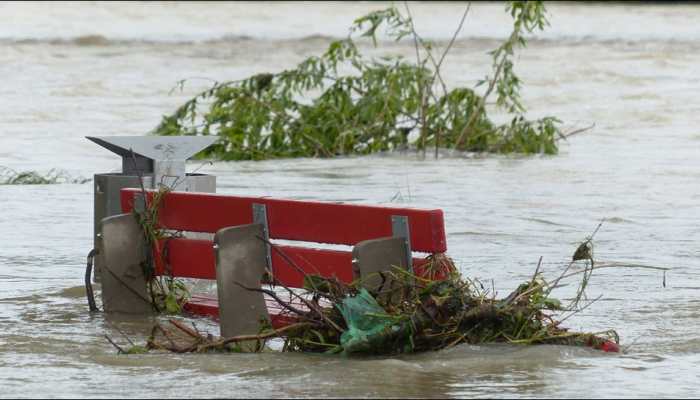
[125,346,148,355]
[165,293,181,314]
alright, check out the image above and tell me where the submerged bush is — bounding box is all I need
[155,1,565,160]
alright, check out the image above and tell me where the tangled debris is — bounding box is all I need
[139,256,620,356]
[100,220,673,357]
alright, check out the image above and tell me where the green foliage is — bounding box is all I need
[154,1,562,160]
[134,186,191,315]
[161,278,190,314]
[124,345,148,355]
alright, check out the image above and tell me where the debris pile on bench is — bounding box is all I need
[99,188,672,356]
[142,249,621,355]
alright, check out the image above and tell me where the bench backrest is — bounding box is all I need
[120,188,447,287]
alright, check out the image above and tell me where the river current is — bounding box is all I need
[1,2,699,398]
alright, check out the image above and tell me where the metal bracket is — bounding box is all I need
[391,215,413,273]
[252,203,273,278]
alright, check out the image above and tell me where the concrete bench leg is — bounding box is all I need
[214,223,271,351]
[352,237,410,304]
[99,213,152,314]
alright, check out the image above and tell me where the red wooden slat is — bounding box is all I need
[121,189,447,253]
[183,295,218,317]
[151,238,354,284]
[152,238,431,288]
[271,247,430,288]
[184,295,298,329]
[270,245,354,287]
[155,238,216,279]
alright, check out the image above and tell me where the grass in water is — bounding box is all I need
[0,166,90,185]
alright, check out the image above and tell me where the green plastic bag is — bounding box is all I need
[336,288,402,354]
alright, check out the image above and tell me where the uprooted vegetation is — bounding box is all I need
[155,2,587,160]
[105,220,668,356]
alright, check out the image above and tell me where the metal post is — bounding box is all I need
[391,215,413,273]
[99,213,152,314]
[252,203,273,279]
[214,223,271,350]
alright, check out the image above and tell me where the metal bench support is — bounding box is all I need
[351,215,412,304]
[99,213,152,314]
[252,203,273,279]
[352,236,409,304]
[214,223,271,351]
[391,215,412,274]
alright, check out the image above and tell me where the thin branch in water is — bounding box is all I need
[531,256,543,286]
[101,264,154,307]
[168,318,203,339]
[233,281,310,317]
[453,53,508,150]
[402,1,430,158]
[434,2,471,93]
[257,235,322,278]
[557,123,595,142]
[620,335,644,354]
[213,322,312,348]
[104,320,135,346]
[589,218,605,240]
[105,335,125,354]
[556,293,603,326]
[403,1,423,72]
[249,237,344,332]
[189,160,214,175]
[663,270,666,288]
[590,262,669,272]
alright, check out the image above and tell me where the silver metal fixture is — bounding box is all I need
[87,135,218,281]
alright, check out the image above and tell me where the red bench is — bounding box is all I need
[117,188,448,330]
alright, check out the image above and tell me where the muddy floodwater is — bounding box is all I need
[1,2,700,398]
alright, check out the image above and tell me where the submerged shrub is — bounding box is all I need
[155,1,565,160]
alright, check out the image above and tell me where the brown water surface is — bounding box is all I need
[1,2,699,398]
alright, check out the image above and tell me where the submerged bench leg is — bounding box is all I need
[99,213,152,314]
[352,237,410,304]
[214,223,271,351]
